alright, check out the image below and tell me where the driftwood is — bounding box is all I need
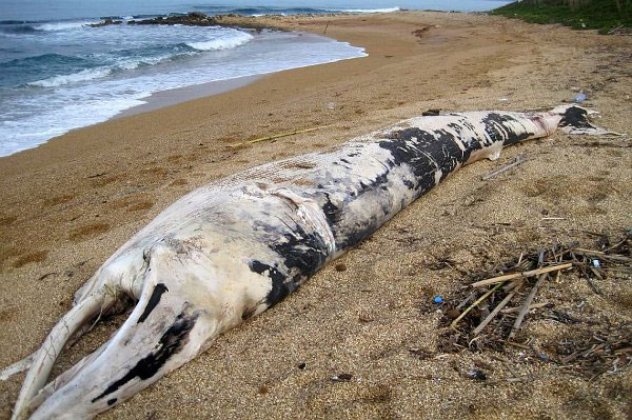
[230,127,320,148]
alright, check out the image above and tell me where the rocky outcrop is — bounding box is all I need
[127,12,274,32]
[88,19,122,28]
[128,12,217,26]
[86,12,282,32]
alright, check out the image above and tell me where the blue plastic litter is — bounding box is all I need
[573,91,587,103]
[433,295,444,304]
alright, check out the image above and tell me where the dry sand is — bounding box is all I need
[1,11,630,419]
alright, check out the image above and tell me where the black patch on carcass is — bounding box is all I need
[250,223,330,306]
[322,193,340,226]
[379,127,467,192]
[338,222,378,249]
[249,260,289,305]
[482,113,531,146]
[137,283,169,323]
[107,398,117,406]
[559,106,592,130]
[92,311,198,403]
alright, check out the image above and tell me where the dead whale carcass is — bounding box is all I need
[6,105,605,419]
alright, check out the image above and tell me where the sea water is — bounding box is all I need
[0,1,510,156]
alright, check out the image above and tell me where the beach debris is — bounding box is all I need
[327,102,336,110]
[229,126,320,148]
[331,373,353,382]
[465,368,487,381]
[573,91,587,103]
[335,263,347,272]
[86,172,107,179]
[433,295,444,304]
[438,230,631,378]
[482,155,527,180]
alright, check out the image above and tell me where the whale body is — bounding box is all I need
[7,105,604,419]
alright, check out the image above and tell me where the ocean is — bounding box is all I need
[0,1,511,157]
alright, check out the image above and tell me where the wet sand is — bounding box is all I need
[118,74,262,118]
[1,11,630,419]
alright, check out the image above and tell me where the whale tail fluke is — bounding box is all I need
[552,104,609,135]
[10,241,217,420]
[10,290,117,420]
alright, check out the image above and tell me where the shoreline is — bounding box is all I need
[117,74,263,118]
[1,24,365,159]
[1,11,630,420]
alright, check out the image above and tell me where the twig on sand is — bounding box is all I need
[509,274,547,339]
[451,282,504,329]
[482,155,527,180]
[456,291,477,310]
[572,247,631,263]
[230,127,320,148]
[470,263,573,288]
[473,285,521,336]
[501,302,550,314]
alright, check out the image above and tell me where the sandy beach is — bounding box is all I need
[1,11,630,419]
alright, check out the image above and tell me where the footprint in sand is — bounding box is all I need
[126,201,154,212]
[12,250,49,268]
[68,223,110,241]
[0,215,17,226]
[42,194,74,207]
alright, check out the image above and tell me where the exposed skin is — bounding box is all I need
[4,105,604,419]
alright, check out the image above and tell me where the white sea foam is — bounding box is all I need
[186,31,253,51]
[29,67,113,87]
[34,20,97,31]
[0,96,146,156]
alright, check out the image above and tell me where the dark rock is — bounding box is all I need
[465,369,487,381]
[331,373,353,382]
[89,19,122,28]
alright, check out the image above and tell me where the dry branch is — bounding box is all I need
[230,127,320,148]
[470,263,573,288]
[482,155,527,180]
[451,282,505,329]
[473,286,521,336]
[572,248,631,263]
[509,274,547,339]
